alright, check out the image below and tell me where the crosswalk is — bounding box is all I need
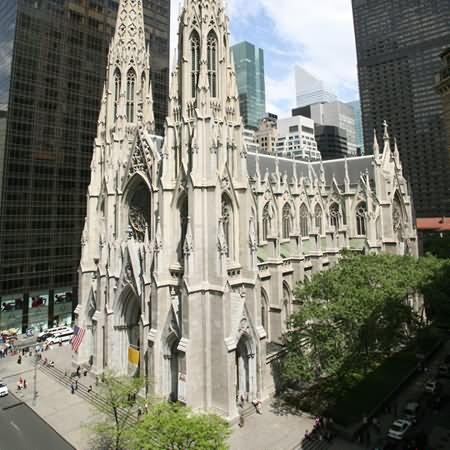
[296,438,330,450]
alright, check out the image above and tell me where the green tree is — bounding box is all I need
[420,255,450,326]
[283,253,429,385]
[88,371,147,450]
[128,402,231,450]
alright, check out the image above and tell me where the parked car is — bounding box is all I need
[402,402,420,422]
[438,364,450,378]
[45,327,73,345]
[387,419,412,440]
[0,382,9,397]
[424,379,439,394]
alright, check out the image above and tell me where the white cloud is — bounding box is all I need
[265,71,296,118]
[228,0,358,100]
[169,1,358,106]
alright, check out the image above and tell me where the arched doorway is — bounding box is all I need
[113,287,142,375]
[235,332,256,403]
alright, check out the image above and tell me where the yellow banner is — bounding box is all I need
[128,346,140,365]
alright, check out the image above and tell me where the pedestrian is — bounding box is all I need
[238,413,245,428]
[137,407,142,419]
[70,382,75,394]
[83,368,88,377]
[23,379,27,389]
[76,365,81,377]
[95,376,99,386]
[87,385,92,393]
[75,379,78,390]
[17,355,22,364]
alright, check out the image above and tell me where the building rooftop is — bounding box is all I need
[416,217,450,231]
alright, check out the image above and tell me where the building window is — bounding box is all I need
[114,69,121,120]
[356,202,367,235]
[207,31,217,97]
[282,203,291,239]
[191,31,200,97]
[300,203,309,236]
[261,288,269,341]
[314,204,323,234]
[329,203,340,229]
[141,72,146,104]
[126,69,136,122]
[262,203,271,241]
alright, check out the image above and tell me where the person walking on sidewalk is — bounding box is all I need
[70,382,75,394]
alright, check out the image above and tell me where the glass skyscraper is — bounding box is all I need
[231,41,266,130]
[294,66,337,108]
[346,100,364,154]
[352,0,450,217]
[0,0,170,333]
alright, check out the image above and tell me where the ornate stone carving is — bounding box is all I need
[129,206,147,241]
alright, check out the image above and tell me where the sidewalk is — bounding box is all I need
[0,344,96,450]
[1,345,366,450]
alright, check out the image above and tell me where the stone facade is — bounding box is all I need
[74,0,418,420]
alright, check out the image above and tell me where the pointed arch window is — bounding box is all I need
[392,194,404,237]
[190,31,200,98]
[314,204,323,234]
[261,288,269,341]
[207,31,218,97]
[300,204,309,237]
[329,203,340,229]
[141,72,146,103]
[282,203,291,239]
[222,194,233,258]
[282,283,291,330]
[114,69,121,120]
[356,202,367,235]
[126,69,136,122]
[262,203,271,241]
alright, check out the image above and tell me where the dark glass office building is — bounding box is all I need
[352,0,450,217]
[0,0,170,333]
[231,41,266,130]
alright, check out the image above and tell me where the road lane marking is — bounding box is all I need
[10,421,20,432]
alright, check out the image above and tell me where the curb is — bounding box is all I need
[8,391,76,449]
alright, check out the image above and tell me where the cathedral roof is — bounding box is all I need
[246,153,375,186]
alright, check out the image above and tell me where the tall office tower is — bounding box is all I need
[231,41,266,130]
[314,125,349,160]
[275,116,321,161]
[294,66,337,108]
[346,100,364,154]
[437,48,450,167]
[0,0,170,333]
[293,101,358,156]
[352,0,450,217]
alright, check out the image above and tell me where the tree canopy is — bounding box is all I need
[127,402,230,450]
[282,252,433,385]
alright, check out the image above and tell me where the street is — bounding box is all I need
[0,392,74,450]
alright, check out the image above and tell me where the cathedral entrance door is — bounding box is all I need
[169,340,180,401]
[236,335,253,403]
[114,288,141,375]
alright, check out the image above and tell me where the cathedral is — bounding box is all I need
[74,0,418,419]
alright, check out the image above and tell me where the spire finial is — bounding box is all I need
[373,129,379,157]
[382,120,389,141]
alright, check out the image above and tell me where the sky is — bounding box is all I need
[169,0,359,118]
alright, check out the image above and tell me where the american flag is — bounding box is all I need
[71,325,85,352]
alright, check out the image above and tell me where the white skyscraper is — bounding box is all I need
[295,66,337,108]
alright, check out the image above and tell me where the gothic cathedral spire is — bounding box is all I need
[100,0,154,137]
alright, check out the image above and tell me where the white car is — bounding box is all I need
[387,419,412,440]
[0,382,9,397]
[424,380,438,394]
